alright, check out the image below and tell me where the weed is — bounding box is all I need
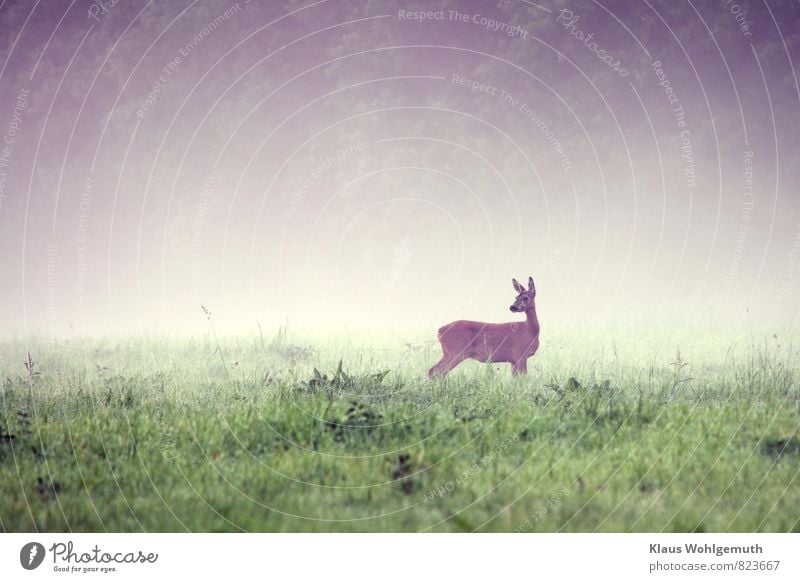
[391,453,416,495]
[762,437,800,460]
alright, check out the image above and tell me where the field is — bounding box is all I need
[1,326,799,532]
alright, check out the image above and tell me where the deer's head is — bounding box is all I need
[510,277,536,312]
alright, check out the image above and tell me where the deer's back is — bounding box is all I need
[439,320,534,361]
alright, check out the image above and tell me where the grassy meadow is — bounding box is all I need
[1,325,799,532]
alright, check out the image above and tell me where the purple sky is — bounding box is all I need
[1,0,799,336]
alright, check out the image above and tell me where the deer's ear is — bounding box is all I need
[528,277,535,292]
[512,278,524,293]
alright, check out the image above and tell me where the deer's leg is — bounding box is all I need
[428,359,445,378]
[511,359,528,376]
[429,352,466,378]
[429,342,446,378]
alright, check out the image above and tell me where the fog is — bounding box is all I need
[1,0,798,338]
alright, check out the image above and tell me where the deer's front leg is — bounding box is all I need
[511,359,528,375]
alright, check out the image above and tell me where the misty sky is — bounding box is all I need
[1,0,799,337]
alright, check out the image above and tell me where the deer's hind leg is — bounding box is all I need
[428,350,467,378]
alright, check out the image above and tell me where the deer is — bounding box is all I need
[428,276,540,378]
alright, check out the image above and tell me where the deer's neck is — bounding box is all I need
[525,303,540,336]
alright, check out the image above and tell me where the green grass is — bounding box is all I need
[1,327,799,532]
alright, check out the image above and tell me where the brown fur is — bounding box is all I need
[429,277,540,378]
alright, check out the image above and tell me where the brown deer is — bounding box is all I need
[428,276,540,378]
